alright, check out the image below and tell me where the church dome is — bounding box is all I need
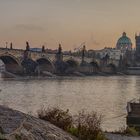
[116,32,132,51]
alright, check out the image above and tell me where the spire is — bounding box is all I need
[122,32,126,36]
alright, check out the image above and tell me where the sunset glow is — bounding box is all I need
[0,0,140,50]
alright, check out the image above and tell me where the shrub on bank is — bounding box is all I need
[70,110,103,140]
[112,126,139,136]
[38,107,108,140]
[125,127,139,136]
[38,107,73,130]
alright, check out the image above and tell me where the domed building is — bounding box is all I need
[116,32,132,52]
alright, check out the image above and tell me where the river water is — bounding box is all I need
[0,75,140,131]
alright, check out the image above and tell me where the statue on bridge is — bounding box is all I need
[80,45,87,66]
[21,42,38,75]
[26,41,30,51]
[58,44,62,54]
[54,44,67,74]
[42,45,45,53]
[10,43,13,50]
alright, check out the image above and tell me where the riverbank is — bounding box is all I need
[0,71,127,81]
[1,70,127,79]
[0,105,140,140]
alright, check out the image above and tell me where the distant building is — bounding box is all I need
[116,32,132,52]
[95,48,122,67]
[96,48,121,59]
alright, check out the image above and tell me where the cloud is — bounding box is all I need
[15,24,45,32]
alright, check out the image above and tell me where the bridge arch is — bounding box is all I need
[65,59,79,67]
[89,61,99,73]
[90,61,99,68]
[65,59,79,73]
[0,54,22,73]
[107,63,117,73]
[36,57,55,73]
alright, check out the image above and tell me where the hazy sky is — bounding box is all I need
[0,0,140,50]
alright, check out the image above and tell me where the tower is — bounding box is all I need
[135,34,140,60]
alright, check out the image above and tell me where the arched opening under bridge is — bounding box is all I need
[65,59,79,73]
[36,58,54,73]
[90,61,99,73]
[107,63,117,73]
[0,55,22,73]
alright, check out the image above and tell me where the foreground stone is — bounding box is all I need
[0,105,77,140]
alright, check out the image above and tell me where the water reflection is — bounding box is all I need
[0,76,139,131]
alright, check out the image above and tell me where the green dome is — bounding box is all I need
[116,32,132,50]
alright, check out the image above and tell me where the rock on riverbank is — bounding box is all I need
[0,105,77,140]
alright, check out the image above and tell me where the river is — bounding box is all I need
[0,75,140,131]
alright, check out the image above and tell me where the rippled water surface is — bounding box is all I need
[0,75,140,131]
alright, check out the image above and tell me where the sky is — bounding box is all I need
[0,0,140,50]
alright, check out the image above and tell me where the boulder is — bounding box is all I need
[0,105,78,140]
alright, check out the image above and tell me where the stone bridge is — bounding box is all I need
[0,48,100,74]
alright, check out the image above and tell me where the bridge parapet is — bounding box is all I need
[0,47,104,74]
[0,47,97,63]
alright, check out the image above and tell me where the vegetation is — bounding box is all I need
[38,107,73,130]
[0,127,7,140]
[15,134,22,140]
[113,126,139,136]
[0,133,7,140]
[38,107,108,140]
[125,127,139,136]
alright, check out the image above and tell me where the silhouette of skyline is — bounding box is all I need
[0,0,140,50]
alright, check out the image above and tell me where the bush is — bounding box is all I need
[96,132,108,140]
[114,126,139,136]
[125,127,139,136]
[38,107,107,140]
[68,127,79,137]
[73,110,104,140]
[38,107,73,130]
